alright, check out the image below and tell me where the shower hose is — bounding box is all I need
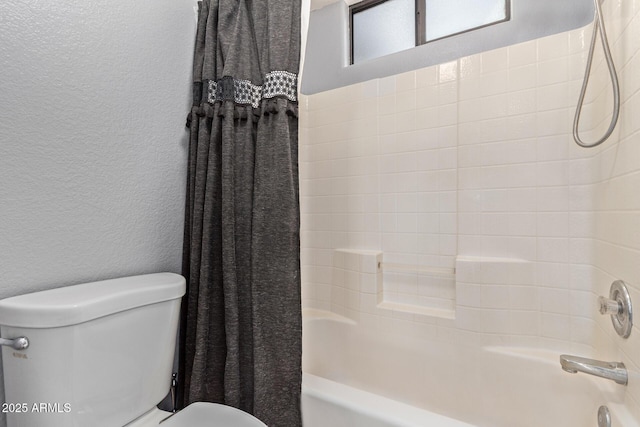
[573,0,620,148]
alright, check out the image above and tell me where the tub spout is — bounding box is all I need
[560,354,627,385]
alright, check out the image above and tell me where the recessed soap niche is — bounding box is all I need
[331,249,536,325]
[331,248,456,320]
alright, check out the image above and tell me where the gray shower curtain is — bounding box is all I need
[179,1,302,426]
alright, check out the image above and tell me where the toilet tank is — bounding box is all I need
[0,273,185,427]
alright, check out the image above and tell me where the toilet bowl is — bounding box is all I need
[0,273,266,427]
[124,403,266,427]
[127,403,266,427]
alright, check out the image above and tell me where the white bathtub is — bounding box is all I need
[301,309,636,427]
[302,373,475,427]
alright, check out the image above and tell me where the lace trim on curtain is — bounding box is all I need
[207,71,298,108]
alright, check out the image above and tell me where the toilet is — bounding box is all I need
[0,273,266,427]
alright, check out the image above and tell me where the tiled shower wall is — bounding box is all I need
[301,0,640,415]
[589,0,640,417]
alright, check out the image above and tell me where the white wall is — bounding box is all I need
[300,0,640,420]
[0,0,197,422]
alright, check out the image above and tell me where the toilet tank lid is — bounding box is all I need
[0,273,186,328]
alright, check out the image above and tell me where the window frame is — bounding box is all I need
[349,0,511,65]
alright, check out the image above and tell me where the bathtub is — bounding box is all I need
[301,309,636,427]
[302,373,475,427]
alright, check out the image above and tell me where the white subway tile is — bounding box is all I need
[396,70,416,92]
[537,83,570,111]
[537,238,570,263]
[537,57,569,86]
[416,66,438,87]
[481,48,508,73]
[538,33,569,61]
[536,161,569,187]
[508,64,537,92]
[509,40,537,68]
[537,212,569,237]
[508,237,537,261]
[482,309,511,334]
[508,89,537,116]
[541,313,571,340]
[510,310,540,336]
[459,54,481,80]
[541,287,570,314]
[508,213,537,237]
[438,81,458,105]
[439,61,458,83]
[510,285,540,310]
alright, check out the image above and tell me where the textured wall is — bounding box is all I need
[0,0,196,421]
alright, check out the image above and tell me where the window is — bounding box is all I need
[351,0,416,64]
[424,0,510,42]
[350,0,510,64]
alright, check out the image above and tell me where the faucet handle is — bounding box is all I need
[600,280,633,339]
[599,296,621,315]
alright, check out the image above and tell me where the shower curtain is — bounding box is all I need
[178,1,301,426]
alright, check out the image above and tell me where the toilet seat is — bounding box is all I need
[162,402,267,427]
